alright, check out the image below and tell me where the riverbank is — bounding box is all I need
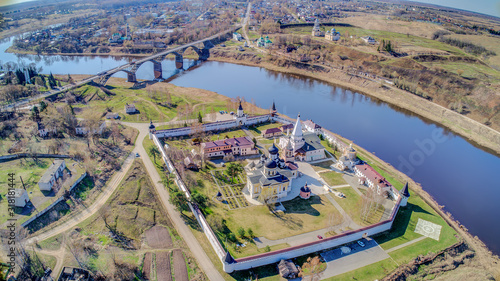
[42,75,500,278]
[205,53,500,157]
[5,46,201,60]
[329,129,500,279]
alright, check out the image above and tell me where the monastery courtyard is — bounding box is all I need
[160,114,397,258]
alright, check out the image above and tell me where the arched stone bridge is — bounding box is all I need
[94,27,237,85]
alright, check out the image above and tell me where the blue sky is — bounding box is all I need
[414,0,500,18]
[1,0,500,18]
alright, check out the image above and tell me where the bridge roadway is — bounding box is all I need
[1,25,241,111]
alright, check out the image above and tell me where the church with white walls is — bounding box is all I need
[279,114,326,162]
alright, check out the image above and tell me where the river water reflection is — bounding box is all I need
[1,38,499,255]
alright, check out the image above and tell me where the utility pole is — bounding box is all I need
[20,176,26,190]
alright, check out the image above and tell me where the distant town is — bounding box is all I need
[0,0,499,280]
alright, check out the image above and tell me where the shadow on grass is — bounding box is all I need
[181,212,201,231]
[230,263,278,281]
[373,203,433,245]
[282,196,322,216]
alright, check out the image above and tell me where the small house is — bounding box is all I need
[280,123,294,133]
[125,103,137,114]
[303,120,322,135]
[233,32,242,41]
[38,160,66,191]
[262,127,282,138]
[105,112,119,119]
[13,189,29,208]
[184,156,198,170]
[361,36,376,44]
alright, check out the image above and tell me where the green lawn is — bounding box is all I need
[320,171,347,186]
[71,82,230,123]
[324,258,398,281]
[0,158,84,225]
[248,122,283,137]
[374,192,458,252]
[209,130,248,141]
[207,195,342,258]
[333,186,384,226]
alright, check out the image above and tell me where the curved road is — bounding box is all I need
[28,121,223,280]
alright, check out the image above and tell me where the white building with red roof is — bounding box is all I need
[354,163,392,195]
[201,136,258,159]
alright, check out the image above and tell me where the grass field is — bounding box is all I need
[33,159,203,279]
[445,34,500,69]
[248,122,283,136]
[333,186,384,226]
[0,158,84,225]
[70,80,231,123]
[206,194,342,258]
[78,159,171,242]
[320,171,347,186]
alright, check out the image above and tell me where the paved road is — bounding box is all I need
[122,122,224,281]
[319,239,392,279]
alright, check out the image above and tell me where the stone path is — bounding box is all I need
[385,236,427,253]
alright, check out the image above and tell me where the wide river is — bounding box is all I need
[1,37,499,255]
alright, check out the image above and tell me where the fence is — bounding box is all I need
[151,115,404,273]
[0,153,71,163]
[21,172,87,228]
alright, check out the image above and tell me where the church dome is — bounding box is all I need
[300,183,311,193]
[265,159,277,169]
[268,143,279,155]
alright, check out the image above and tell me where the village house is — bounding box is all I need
[201,136,258,159]
[37,122,56,138]
[303,119,322,135]
[105,112,119,119]
[232,32,243,41]
[280,123,294,133]
[361,36,377,44]
[38,160,66,191]
[75,120,106,135]
[184,156,198,170]
[262,127,282,138]
[354,163,392,195]
[125,103,137,114]
[13,189,29,208]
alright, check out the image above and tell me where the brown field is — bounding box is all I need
[143,252,153,280]
[145,225,173,249]
[173,249,189,281]
[156,251,173,281]
[342,14,446,39]
[0,10,99,39]
[446,34,500,68]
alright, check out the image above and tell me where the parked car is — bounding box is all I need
[230,111,234,115]
[317,235,323,239]
[136,153,140,157]
[357,240,365,247]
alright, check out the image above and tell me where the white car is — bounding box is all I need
[357,240,365,247]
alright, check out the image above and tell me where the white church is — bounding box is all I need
[279,114,326,162]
